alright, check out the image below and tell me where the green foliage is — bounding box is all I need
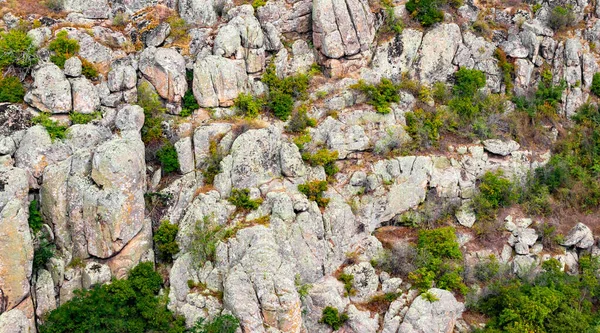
[138,81,166,143]
[202,140,223,185]
[81,58,98,80]
[153,221,180,262]
[156,143,180,174]
[293,133,312,151]
[301,149,339,177]
[405,0,444,26]
[189,315,239,333]
[591,73,600,97]
[229,188,262,211]
[405,108,445,149]
[32,113,68,141]
[298,180,330,208]
[286,105,316,133]
[69,112,100,124]
[0,75,25,103]
[422,291,439,302]
[295,275,312,297]
[33,238,54,272]
[39,262,186,333]
[0,29,38,70]
[472,170,517,222]
[251,0,267,9]
[474,255,501,282]
[512,70,566,121]
[381,0,404,34]
[28,200,44,234]
[338,273,355,296]
[548,5,575,31]
[234,93,263,118]
[320,306,348,330]
[112,12,128,27]
[475,255,600,333]
[453,68,487,97]
[181,90,199,117]
[45,0,64,11]
[190,216,230,265]
[268,89,295,120]
[495,49,514,93]
[408,227,467,294]
[432,82,451,104]
[49,31,80,69]
[350,78,400,114]
[166,15,189,42]
[262,63,311,120]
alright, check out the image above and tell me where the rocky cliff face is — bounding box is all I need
[1,0,600,331]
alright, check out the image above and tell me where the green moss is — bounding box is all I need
[201,140,223,185]
[181,89,199,117]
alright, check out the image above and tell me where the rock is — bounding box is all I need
[175,137,195,174]
[82,262,112,289]
[305,276,349,332]
[280,142,306,178]
[64,57,83,77]
[312,0,375,59]
[107,60,137,93]
[115,105,145,132]
[193,123,232,168]
[289,40,316,74]
[70,77,100,114]
[514,58,534,96]
[0,136,16,156]
[0,309,30,333]
[145,22,171,47]
[398,288,465,333]
[25,63,72,113]
[213,24,241,58]
[63,0,110,18]
[561,223,594,249]
[34,269,57,318]
[343,262,378,302]
[0,104,31,136]
[416,24,462,84]
[455,202,476,228]
[107,219,153,279]
[14,125,53,180]
[65,29,112,68]
[27,27,52,48]
[514,242,530,255]
[193,55,249,107]
[382,277,403,294]
[179,0,219,26]
[517,228,538,246]
[311,117,369,158]
[513,254,537,277]
[347,304,379,333]
[483,139,520,156]
[139,47,187,104]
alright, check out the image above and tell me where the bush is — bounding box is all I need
[302,149,339,177]
[228,188,262,211]
[0,29,38,70]
[405,0,444,26]
[268,89,294,120]
[262,63,311,121]
[190,216,229,265]
[251,0,267,9]
[189,315,239,333]
[472,170,517,222]
[181,90,199,117]
[320,306,348,330]
[591,73,600,97]
[350,78,400,114]
[153,221,180,262]
[495,49,514,93]
[202,140,223,185]
[39,262,186,333]
[338,273,355,296]
[156,143,180,174]
[234,93,263,118]
[548,5,575,31]
[32,113,68,141]
[473,255,501,282]
[405,108,445,149]
[0,75,25,103]
[453,68,486,97]
[381,0,404,34]
[286,105,316,133]
[138,81,166,143]
[49,31,80,69]
[298,180,330,208]
[81,58,98,80]
[69,112,100,124]
[45,0,64,11]
[33,238,54,272]
[28,200,44,234]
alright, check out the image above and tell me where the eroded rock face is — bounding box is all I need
[178,0,219,26]
[63,0,111,18]
[416,24,462,84]
[398,288,464,333]
[139,47,187,104]
[193,56,248,107]
[25,63,72,113]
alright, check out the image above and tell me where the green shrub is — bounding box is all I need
[202,140,223,185]
[189,314,239,333]
[234,93,263,118]
[181,89,199,117]
[473,255,501,282]
[301,149,339,176]
[591,73,600,97]
[45,0,64,11]
[33,238,54,272]
[138,81,166,143]
[166,15,189,42]
[156,143,180,174]
[0,75,25,103]
[495,49,514,93]
[421,291,439,302]
[190,216,229,265]
[548,5,575,31]
[39,262,186,333]
[0,29,38,69]
[32,113,68,141]
[381,0,404,34]
[432,82,451,104]
[228,188,262,211]
[298,180,330,208]
[81,58,98,80]
[49,31,80,69]
[69,112,100,124]
[472,170,517,222]
[112,12,128,27]
[153,221,180,262]
[28,200,44,234]
[268,89,294,120]
[405,0,444,26]
[338,273,355,296]
[453,68,486,97]
[405,108,445,149]
[293,133,312,151]
[286,105,316,133]
[350,78,400,114]
[320,306,348,330]
[262,63,311,121]
[251,0,267,9]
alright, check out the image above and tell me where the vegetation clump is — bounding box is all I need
[156,143,180,174]
[153,221,180,262]
[319,306,348,330]
[472,170,517,223]
[138,81,166,143]
[301,148,339,177]
[33,238,54,272]
[0,29,38,70]
[234,93,263,118]
[69,112,100,124]
[202,140,223,185]
[190,216,230,265]
[591,73,600,97]
[298,180,330,208]
[286,105,316,133]
[189,315,240,333]
[32,113,68,141]
[48,30,80,68]
[405,0,445,27]
[180,90,199,117]
[548,5,576,31]
[39,262,186,333]
[0,75,26,103]
[262,63,311,121]
[350,78,400,114]
[28,200,44,234]
[338,273,355,296]
[228,188,262,211]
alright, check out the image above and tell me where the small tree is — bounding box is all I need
[153,221,180,261]
[591,73,600,97]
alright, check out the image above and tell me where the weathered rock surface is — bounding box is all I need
[139,47,187,104]
[398,288,464,333]
[25,64,72,113]
[193,56,248,107]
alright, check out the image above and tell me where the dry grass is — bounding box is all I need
[1,0,67,19]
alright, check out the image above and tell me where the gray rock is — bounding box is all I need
[398,288,465,333]
[179,0,218,26]
[311,117,369,158]
[193,55,248,107]
[0,136,16,156]
[70,77,100,114]
[35,269,57,318]
[65,29,112,67]
[382,277,403,294]
[63,0,110,18]
[483,139,520,156]
[25,63,72,113]
[561,223,594,249]
[115,105,145,132]
[64,57,83,77]
[347,304,379,333]
[343,262,378,302]
[14,125,54,180]
[455,202,476,228]
[513,254,537,277]
[175,137,195,174]
[213,24,241,57]
[82,262,112,289]
[280,142,306,178]
[514,242,530,255]
[107,61,137,93]
[139,47,187,104]
[145,22,171,47]
[27,27,52,48]
[0,309,30,333]
[517,228,538,246]
[416,24,461,84]
[514,58,534,96]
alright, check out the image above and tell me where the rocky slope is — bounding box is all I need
[1,0,600,331]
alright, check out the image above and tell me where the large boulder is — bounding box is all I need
[139,47,187,104]
[193,55,248,107]
[398,288,465,333]
[63,0,110,18]
[0,309,30,333]
[561,223,595,249]
[70,77,100,114]
[25,63,72,113]
[416,24,462,84]
[178,0,219,26]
